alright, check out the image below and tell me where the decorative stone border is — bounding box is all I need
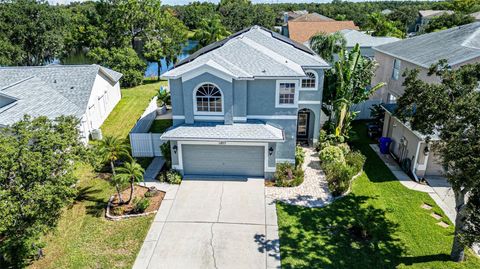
[105,192,165,221]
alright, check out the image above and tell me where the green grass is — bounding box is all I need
[149,119,172,133]
[29,165,153,269]
[277,121,480,269]
[28,81,164,269]
[101,80,166,138]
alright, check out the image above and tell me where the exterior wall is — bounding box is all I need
[85,72,121,140]
[167,67,327,174]
[372,51,441,103]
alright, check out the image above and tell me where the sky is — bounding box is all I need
[48,0,433,6]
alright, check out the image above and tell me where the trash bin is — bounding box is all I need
[379,137,392,154]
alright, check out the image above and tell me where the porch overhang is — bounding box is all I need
[160,121,285,143]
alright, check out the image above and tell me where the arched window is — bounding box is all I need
[301,71,316,89]
[195,83,223,113]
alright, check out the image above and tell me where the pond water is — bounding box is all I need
[59,40,198,78]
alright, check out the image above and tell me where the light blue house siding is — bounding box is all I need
[167,67,324,178]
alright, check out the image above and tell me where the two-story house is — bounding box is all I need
[371,22,480,180]
[160,26,329,178]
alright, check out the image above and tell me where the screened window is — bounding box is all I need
[301,71,316,88]
[195,84,222,113]
[392,59,401,80]
[279,83,296,104]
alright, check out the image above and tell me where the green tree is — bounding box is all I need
[252,4,276,29]
[193,16,231,48]
[174,1,217,30]
[0,0,69,65]
[364,12,404,38]
[423,13,474,33]
[218,0,253,32]
[325,45,385,138]
[96,136,130,203]
[309,32,346,63]
[88,47,146,87]
[143,9,188,79]
[396,61,480,262]
[115,160,145,204]
[103,0,163,49]
[0,116,85,267]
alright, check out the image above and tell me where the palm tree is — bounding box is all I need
[193,16,231,49]
[309,32,346,63]
[97,136,130,203]
[116,160,145,204]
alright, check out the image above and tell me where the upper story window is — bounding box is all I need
[276,80,298,108]
[392,59,401,80]
[194,83,223,114]
[301,71,317,90]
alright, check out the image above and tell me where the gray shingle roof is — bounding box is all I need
[373,22,480,68]
[164,26,329,80]
[0,77,83,126]
[161,121,285,142]
[339,29,399,48]
[0,64,122,113]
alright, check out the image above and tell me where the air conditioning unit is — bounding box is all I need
[91,129,103,141]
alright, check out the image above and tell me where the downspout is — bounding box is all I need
[411,141,422,182]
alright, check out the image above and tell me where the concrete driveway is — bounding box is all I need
[133,178,281,269]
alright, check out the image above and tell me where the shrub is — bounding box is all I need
[337,143,351,156]
[111,206,124,216]
[295,146,305,168]
[132,197,150,214]
[166,170,182,184]
[144,187,160,198]
[324,161,355,196]
[274,162,304,187]
[346,151,366,175]
[319,145,345,164]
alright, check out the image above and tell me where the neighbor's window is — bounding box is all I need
[278,82,296,104]
[392,59,401,80]
[388,93,397,104]
[301,71,316,89]
[195,83,222,113]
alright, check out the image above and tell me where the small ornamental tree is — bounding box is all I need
[116,160,145,204]
[396,61,480,262]
[309,32,346,64]
[0,116,85,267]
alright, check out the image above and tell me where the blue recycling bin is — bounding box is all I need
[379,137,392,154]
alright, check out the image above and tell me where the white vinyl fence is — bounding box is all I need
[129,96,166,157]
[350,99,382,120]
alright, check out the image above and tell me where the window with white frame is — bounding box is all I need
[388,93,397,104]
[392,59,401,80]
[301,71,316,89]
[195,83,223,113]
[276,81,297,107]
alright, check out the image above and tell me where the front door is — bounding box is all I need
[297,111,309,141]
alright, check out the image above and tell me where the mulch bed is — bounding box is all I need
[110,185,165,216]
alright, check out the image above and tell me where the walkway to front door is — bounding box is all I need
[133,178,281,269]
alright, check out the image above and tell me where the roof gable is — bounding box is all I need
[374,22,480,68]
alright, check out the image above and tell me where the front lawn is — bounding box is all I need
[101,80,167,138]
[28,81,165,269]
[277,121,480,269]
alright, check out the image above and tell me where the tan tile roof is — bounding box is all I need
[291,12,335,22]
[288,21,359,43]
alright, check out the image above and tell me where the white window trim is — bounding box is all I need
[173,141,274,173]
[300,70,318,91]
[192,82,225,116]
[392,59,401,80]
[275,80,299,108]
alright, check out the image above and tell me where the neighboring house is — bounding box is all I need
[0,65,123,143]
[286,20,359,44]
[280,11,335,38]
[291,12,335,22]
[161,26,329,178]
[337,29,400,58]
[372,22,480,179]
[412,10,454,33]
